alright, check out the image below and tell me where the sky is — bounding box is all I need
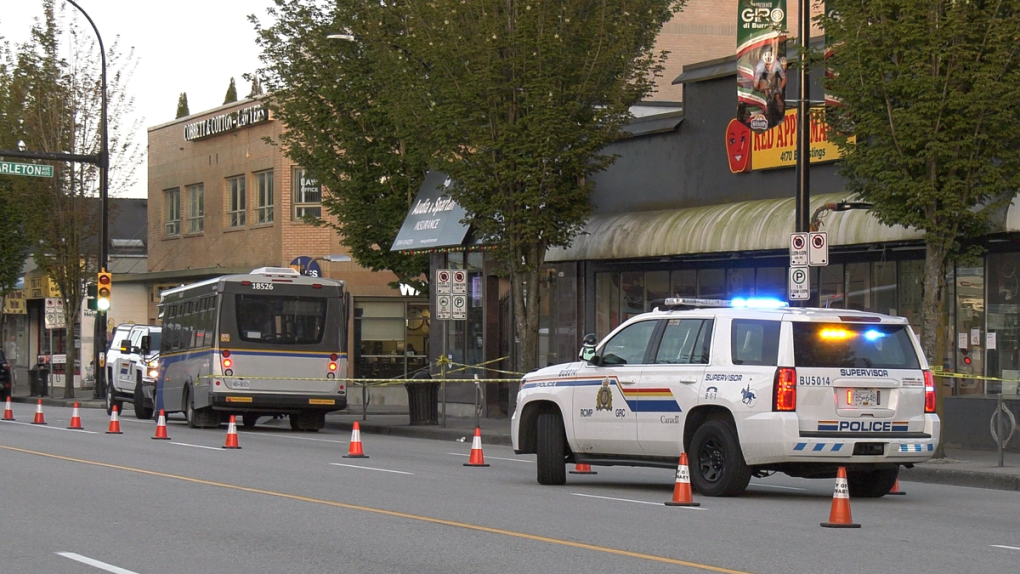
[1,1,279,199]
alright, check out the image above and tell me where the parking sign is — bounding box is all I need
[789,266,810,300]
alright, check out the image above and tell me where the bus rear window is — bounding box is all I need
[792,323,920,370]
[235,295,327,345]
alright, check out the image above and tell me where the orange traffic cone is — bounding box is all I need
[569,463,597,475]
[821,467,861,528]
[665,453,700,507]
[888,479,905,495]
[463,427,490,467]
[31,399,46,425]
[152,409,170,440]
[222,415,241,449]
[3,397,15,421]
[67,402,84,430]
[343,421,368,458]
[106,405,123,434]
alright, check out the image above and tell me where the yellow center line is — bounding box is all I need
[0,444,755,574]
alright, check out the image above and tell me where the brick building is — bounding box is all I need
[146,100,428,400]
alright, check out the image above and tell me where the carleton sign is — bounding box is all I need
[184,105,270,141]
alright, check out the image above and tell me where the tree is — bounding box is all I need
[176,91,190,118]
[223,76,238,104]
[246,76,263,98]
[384,0,683,372]
[251,1,430,292]
[823,0,1020,448]
[3,0,143,397]
[0,40,32,311]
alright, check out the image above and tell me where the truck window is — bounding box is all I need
[655,319,713,364]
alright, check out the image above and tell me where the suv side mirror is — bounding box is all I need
[579,333,599,363]
[120,342,130,354]
[140,335,151,355]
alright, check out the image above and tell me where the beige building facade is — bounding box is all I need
[147,100,428,403]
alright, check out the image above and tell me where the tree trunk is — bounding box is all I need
[63,319,76,399]
[511,242,545,375]
[920,240,948,458]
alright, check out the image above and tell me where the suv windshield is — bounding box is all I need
[235,294,327,345]
[793,323,920,370]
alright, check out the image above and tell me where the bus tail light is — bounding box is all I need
[329,362,338,372]
[924,370,936,413]
[773,368,797,412]
[223,358,232,369]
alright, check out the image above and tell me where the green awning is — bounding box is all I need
[545,193,924,262]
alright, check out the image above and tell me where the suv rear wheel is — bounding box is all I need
[689,420,752,497]
[536,411,567,485]
[847,467,899,498]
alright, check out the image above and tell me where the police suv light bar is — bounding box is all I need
[659,297,790,310]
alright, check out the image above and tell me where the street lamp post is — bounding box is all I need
[809,200,873,232]
[66,1,110,399]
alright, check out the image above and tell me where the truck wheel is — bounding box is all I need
[106,382,122,416]
[846,467,899,498]
[536,411,567,485]
[134,376,153,419]
[689,420,752,497]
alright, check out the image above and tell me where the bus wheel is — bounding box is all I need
[242,414,259,429]
[289,415,301,431]
[293,411,325,432]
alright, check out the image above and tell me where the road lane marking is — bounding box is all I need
[571,492,704,509]
[448,452,533,463]
[57,552,139,574]
[169,442,222,451]
[748,483,807,491]
[2,445,751,574]
[240,432,348,445]
[990,545,1020,551]
[2,420,96,434]
[329,463,414,475]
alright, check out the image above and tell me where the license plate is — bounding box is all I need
[231,380,250,389]
[850,389,879,406]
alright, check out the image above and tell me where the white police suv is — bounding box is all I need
[511,298,939,497]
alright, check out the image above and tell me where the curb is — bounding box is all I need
[334,421,514,447]
[900,466,1020,492]
[10,396,106,410]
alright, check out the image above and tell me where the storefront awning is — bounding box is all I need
[391,171,471,252]
[545,193,925,262]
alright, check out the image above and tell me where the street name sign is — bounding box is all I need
[0,161,53,178]
[789,233,808,266]
[789,266,810,301]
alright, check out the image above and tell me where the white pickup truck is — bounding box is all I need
[107,325,162,419]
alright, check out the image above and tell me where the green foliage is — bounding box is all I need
[176,92,190,118]
[823,0,1020,361]
[0,42,31,295]
[223,77,238,104]
[246,77,263,98]
[252,0,430,291]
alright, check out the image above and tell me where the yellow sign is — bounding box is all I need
[752,109,851,170]
[2,290,26,314]
[225,396,253,403]
[26,275,61,299]
[309,399,336,405]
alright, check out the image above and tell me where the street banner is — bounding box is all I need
[737,0,789,133]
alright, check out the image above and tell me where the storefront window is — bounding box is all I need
[441,252,484,369]
[646,271,670,309]
[845,262,871,311]
[670,269,697,298]
[621,272,645,321]
[985,254,1019,395]
[819,264,844,308]
[698,269,725,298]
[873,262,897,315]
[595,272,619,339]
[955,266,985,395]
[898,260,924,335]
[756,267,786,299]
[726,268,754,298]
[354,300,429,379]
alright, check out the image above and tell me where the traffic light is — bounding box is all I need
[86,283,97,311]
[97,270,112,311]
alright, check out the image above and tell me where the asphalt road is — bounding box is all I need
[1,404,1018,574]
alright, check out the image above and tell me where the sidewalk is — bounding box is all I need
[8,378,1019,492]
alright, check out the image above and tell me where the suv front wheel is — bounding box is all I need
[106,382,122,416]
[536,411,568,485]
[689,420,752,497]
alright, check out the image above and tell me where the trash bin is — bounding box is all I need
[29,364,49,397]
[405,371,439,426]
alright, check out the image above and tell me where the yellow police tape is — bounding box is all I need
[931,367,1020,384]
[197,375,520,388]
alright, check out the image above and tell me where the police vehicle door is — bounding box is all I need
[574,319,657,453]
[638,318,713,457]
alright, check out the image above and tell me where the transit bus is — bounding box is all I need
[154,267,349,431]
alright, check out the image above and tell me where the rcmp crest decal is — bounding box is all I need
[596,378,613,411]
